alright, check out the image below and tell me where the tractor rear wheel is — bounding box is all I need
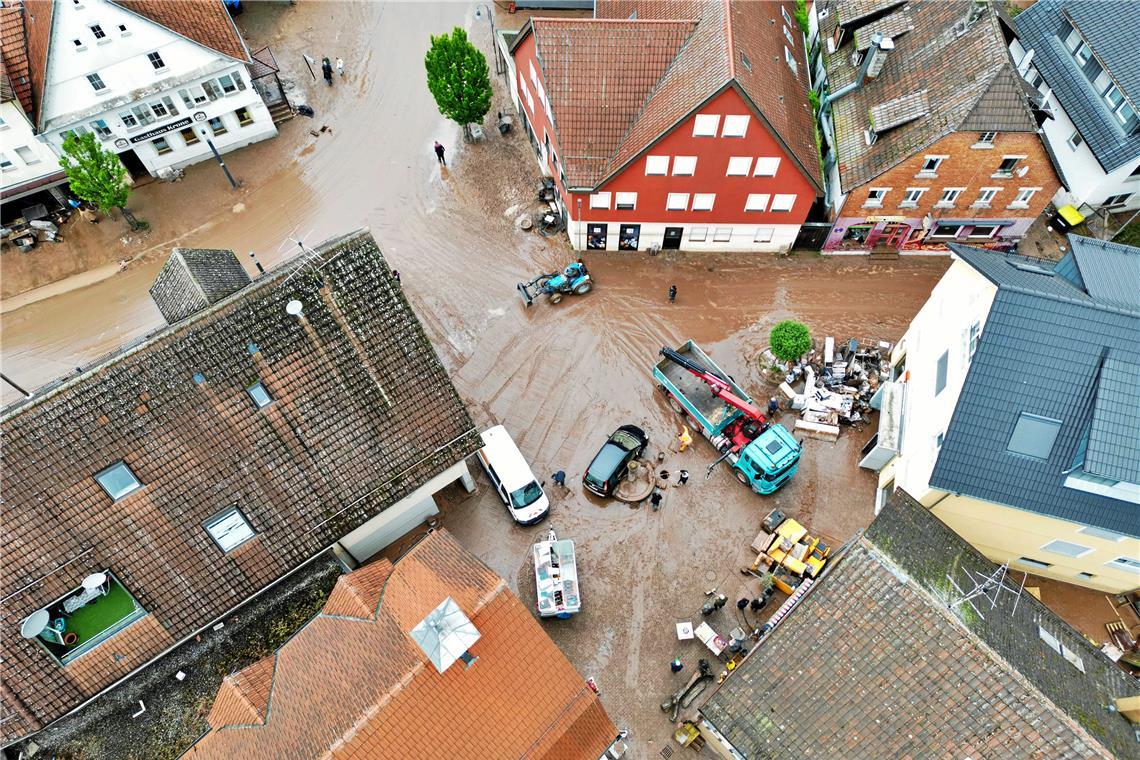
[734,468,750,486]
[550,293,563,304]
[574,281,592,295]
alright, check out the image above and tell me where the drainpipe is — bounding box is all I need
[821,33,891,110]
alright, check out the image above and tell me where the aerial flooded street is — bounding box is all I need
[1,2,950,756]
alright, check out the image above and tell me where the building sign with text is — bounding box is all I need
[129,117,192,144]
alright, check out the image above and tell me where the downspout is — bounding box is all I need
[821,33,889,110]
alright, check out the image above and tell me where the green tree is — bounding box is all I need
[59,132,131,216]
[770,320,812,362]
[424,27,492,138]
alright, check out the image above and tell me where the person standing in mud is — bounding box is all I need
[322,57,333,86]
[434,141,446,166]
[668,285,677,303]
[335,57,345,77]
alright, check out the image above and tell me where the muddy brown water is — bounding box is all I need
[0,2,951,756]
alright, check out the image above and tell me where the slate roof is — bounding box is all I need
[699,490,1140,760]
[1014,0,1140,173]
[822,0,1040,191]
[1087,351,1140,485]
[931,237,1140,537]
[0,230,480,744]
[148,248,253,324]
[0,3,33,113]
[515,0,823,192]
[184,530,618,760]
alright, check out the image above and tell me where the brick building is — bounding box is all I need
[812,0,1060,253]
[508,0,823,254]
[695,490,1140,758]
[183,530,622,759]
[0,230,480,745]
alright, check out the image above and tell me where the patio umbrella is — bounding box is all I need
[410,597,480,674]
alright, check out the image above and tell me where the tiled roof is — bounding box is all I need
[930,238,1140,537]
[20,0,51,125]
[184,530,618,759]
[1087,351,1140,485]
[527,18,696,187]
[0,231,480,743]
[111,0,248,61]
[521,0,822,192]
[869,89,928,130]
[1015,0,1140,173]
[205,653,277,729]
[0,4,33,113]
[699,490,1140,759]
[1062,234,1140,311]
[823,0,1039,191]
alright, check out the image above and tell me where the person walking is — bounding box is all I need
[391,269,401,283]
[321,57,333,86]
[670,658,683,673]
[677,469,690,485]
[434,141,446,166]
[677,426,692,452]
[335,56,345,77]
[668,285,677,303]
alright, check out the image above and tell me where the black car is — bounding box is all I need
[583,425,649,497]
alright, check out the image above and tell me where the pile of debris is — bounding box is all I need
[773,337,892,442]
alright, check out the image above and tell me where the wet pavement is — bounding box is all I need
[0,2,951,756]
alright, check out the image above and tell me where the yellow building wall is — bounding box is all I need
[920,491,1140,593]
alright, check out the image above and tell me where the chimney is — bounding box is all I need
[148,248,252,324]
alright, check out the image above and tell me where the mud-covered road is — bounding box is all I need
[0,2,950,756]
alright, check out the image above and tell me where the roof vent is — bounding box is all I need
[410,597,480,673]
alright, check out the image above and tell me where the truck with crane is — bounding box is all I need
[653,341,801,494]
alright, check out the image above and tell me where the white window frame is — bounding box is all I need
[1106,556,1140,574]
[973,187,999,208]
[204,506,256,552]
[754,227,774,243]
[1079,526,1127,542]
[0,152,12,169]
[247,381,273,408]
[753,157,780,177]
[900,187,927,207]
[917,155,945,177]
[929,223,964,239]
[1103,193,1132,207]
[974,131,997,147]
[589,192,611,210]
[967,224,1001,240]
[689,227,708,242]
[784,25,795,47]
[726,156,752,176]
[935,187,963,207]
[770,194,796,212]
[1040,539,1093,559]
[784,45,797,72]
[713,227,732,242]
[672,156,697,176]
[722,115,749,138]
[615,192,637,210]
[95,461,142,501]
[1009,187,1038,208]
[993,155,1024,178]
[864,188,888,207]
[645,155,669,175]
[87,72,106,91]
[745,193,769,212]
[693,114,720,137]
[14,146,41,165]
[1066,130,1084,151]
[781,6,793,26]
[692,193,716,211]
[666,193,689,211]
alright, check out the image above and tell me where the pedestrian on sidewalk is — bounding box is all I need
[322,57,333,86]
[677,426,692,452]
[668,284,677,303]
[670,658,683,673]
[335,56,345,77]
[434,141,446,166]
[677,469,689,485]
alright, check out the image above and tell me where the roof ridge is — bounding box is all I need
[722,0,734,79]
[533,16,698,25]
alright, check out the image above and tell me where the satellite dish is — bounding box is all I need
[410,597,481,673]
[1017,165,1029,177]
[20,609,50,640]
[286,299,304,317]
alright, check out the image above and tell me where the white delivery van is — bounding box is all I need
[475,425,549,525]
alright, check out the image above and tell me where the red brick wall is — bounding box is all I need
[839,131,1059,222]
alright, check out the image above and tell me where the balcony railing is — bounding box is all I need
[26,571,146,664]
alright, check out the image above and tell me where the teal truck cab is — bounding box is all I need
[653,342,801,494]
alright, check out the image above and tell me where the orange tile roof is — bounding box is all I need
[521,0,822,192]
[184,530,617,760]
[111,0,249,62]
[0,4,33,113]
[19,0,51,125]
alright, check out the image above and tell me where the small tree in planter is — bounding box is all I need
[424,27,492,139]
[770,320,812,362]
[59,132,143,229]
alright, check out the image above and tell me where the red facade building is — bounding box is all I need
[508,0,822,253]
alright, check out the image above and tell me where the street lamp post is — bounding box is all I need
[199,126,239,190]
[474,4,503,76]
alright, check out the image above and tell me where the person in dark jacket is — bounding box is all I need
[322,57,333,85]
[434,141,446,166]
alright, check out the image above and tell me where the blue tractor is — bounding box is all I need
[517,261,593,307]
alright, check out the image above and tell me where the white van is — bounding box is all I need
[475,425,549,525]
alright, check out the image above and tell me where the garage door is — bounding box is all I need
[337,494,439,563]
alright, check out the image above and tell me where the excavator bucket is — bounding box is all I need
[516,282,535,307]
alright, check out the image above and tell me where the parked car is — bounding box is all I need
[583,425,649,497]
[476,425,549,525]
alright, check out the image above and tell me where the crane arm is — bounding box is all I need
[659,347,767,424]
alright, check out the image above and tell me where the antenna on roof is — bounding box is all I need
[410,597,481,673]
[279,228,324,284]
[945,562,1026,621]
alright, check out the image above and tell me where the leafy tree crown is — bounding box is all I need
[770,320,812,362]
[59,132,130,213]
[424,27,492,127]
